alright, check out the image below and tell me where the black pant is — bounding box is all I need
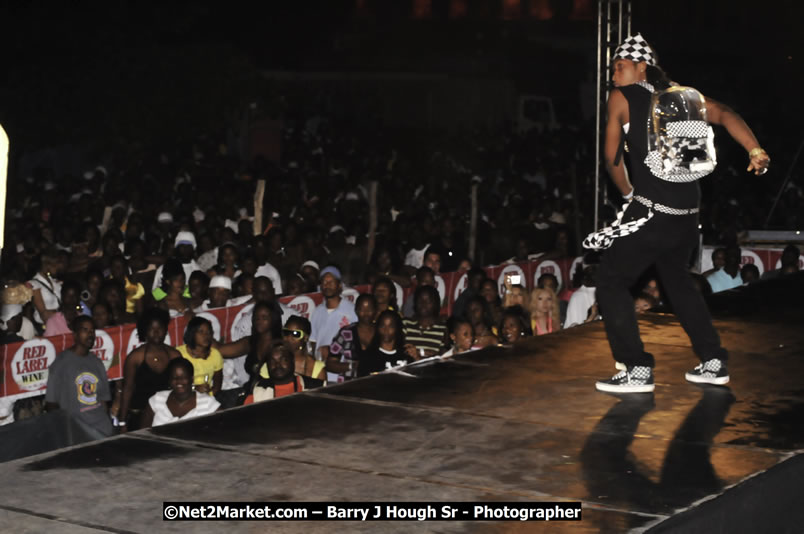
[596,206,727,368]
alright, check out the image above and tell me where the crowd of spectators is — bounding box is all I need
[0,102,801,434]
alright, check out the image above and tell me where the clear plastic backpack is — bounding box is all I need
[644,86,717,182]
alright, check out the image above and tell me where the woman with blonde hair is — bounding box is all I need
[529,287,561,336]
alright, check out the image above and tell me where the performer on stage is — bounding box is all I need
[590,34,770,393]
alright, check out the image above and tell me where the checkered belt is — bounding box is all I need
[634,195,699,216]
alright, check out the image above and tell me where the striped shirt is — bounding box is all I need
[402,318,447,354]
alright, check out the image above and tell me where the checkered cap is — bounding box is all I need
[614,33,657,66]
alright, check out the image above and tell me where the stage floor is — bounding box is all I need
[1,309,803,533]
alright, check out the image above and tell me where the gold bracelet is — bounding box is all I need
[749,147,766,158]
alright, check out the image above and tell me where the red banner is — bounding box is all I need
[1,303,244,400]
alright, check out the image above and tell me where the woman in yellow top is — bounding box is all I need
[178,316,223,396]
[109,255,145,315]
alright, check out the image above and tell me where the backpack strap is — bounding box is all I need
[583,202,654,251]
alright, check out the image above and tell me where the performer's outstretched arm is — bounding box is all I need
[604,89,634,196]
[706,98,770,175]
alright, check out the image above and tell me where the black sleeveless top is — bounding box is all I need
[130,347,171,410]
[619,83,701,211]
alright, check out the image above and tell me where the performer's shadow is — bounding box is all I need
[581,387,736,530]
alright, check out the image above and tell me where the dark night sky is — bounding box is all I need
[0,1,801,156]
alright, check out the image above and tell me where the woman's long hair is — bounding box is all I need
[244,301,275,382]
[529,287,561,330]
[369,309,405,352]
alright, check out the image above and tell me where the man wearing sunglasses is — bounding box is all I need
[310,266,357,360]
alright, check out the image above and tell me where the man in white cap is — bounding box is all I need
[310,266,357,360]
[151,231,202,291]
[589,33,770,394]
[157,212,173,226]
[194,275,233,312]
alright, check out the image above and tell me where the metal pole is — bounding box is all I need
[603,1,612,216]
[594,0,630,232]
[626,0,631,37]
[594,0,603,232]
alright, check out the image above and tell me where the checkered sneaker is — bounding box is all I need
[685,358,729,385]
[596,366,655,393]
[613,33,657,66]
[583,202,654,250]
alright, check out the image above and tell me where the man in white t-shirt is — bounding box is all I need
[403,224,431,271]
[706,245,743,294]
[310,266,357,360]
[565,266,598,328]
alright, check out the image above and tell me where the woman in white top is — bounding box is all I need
[141,358,220,428]
[29,251,63,325]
